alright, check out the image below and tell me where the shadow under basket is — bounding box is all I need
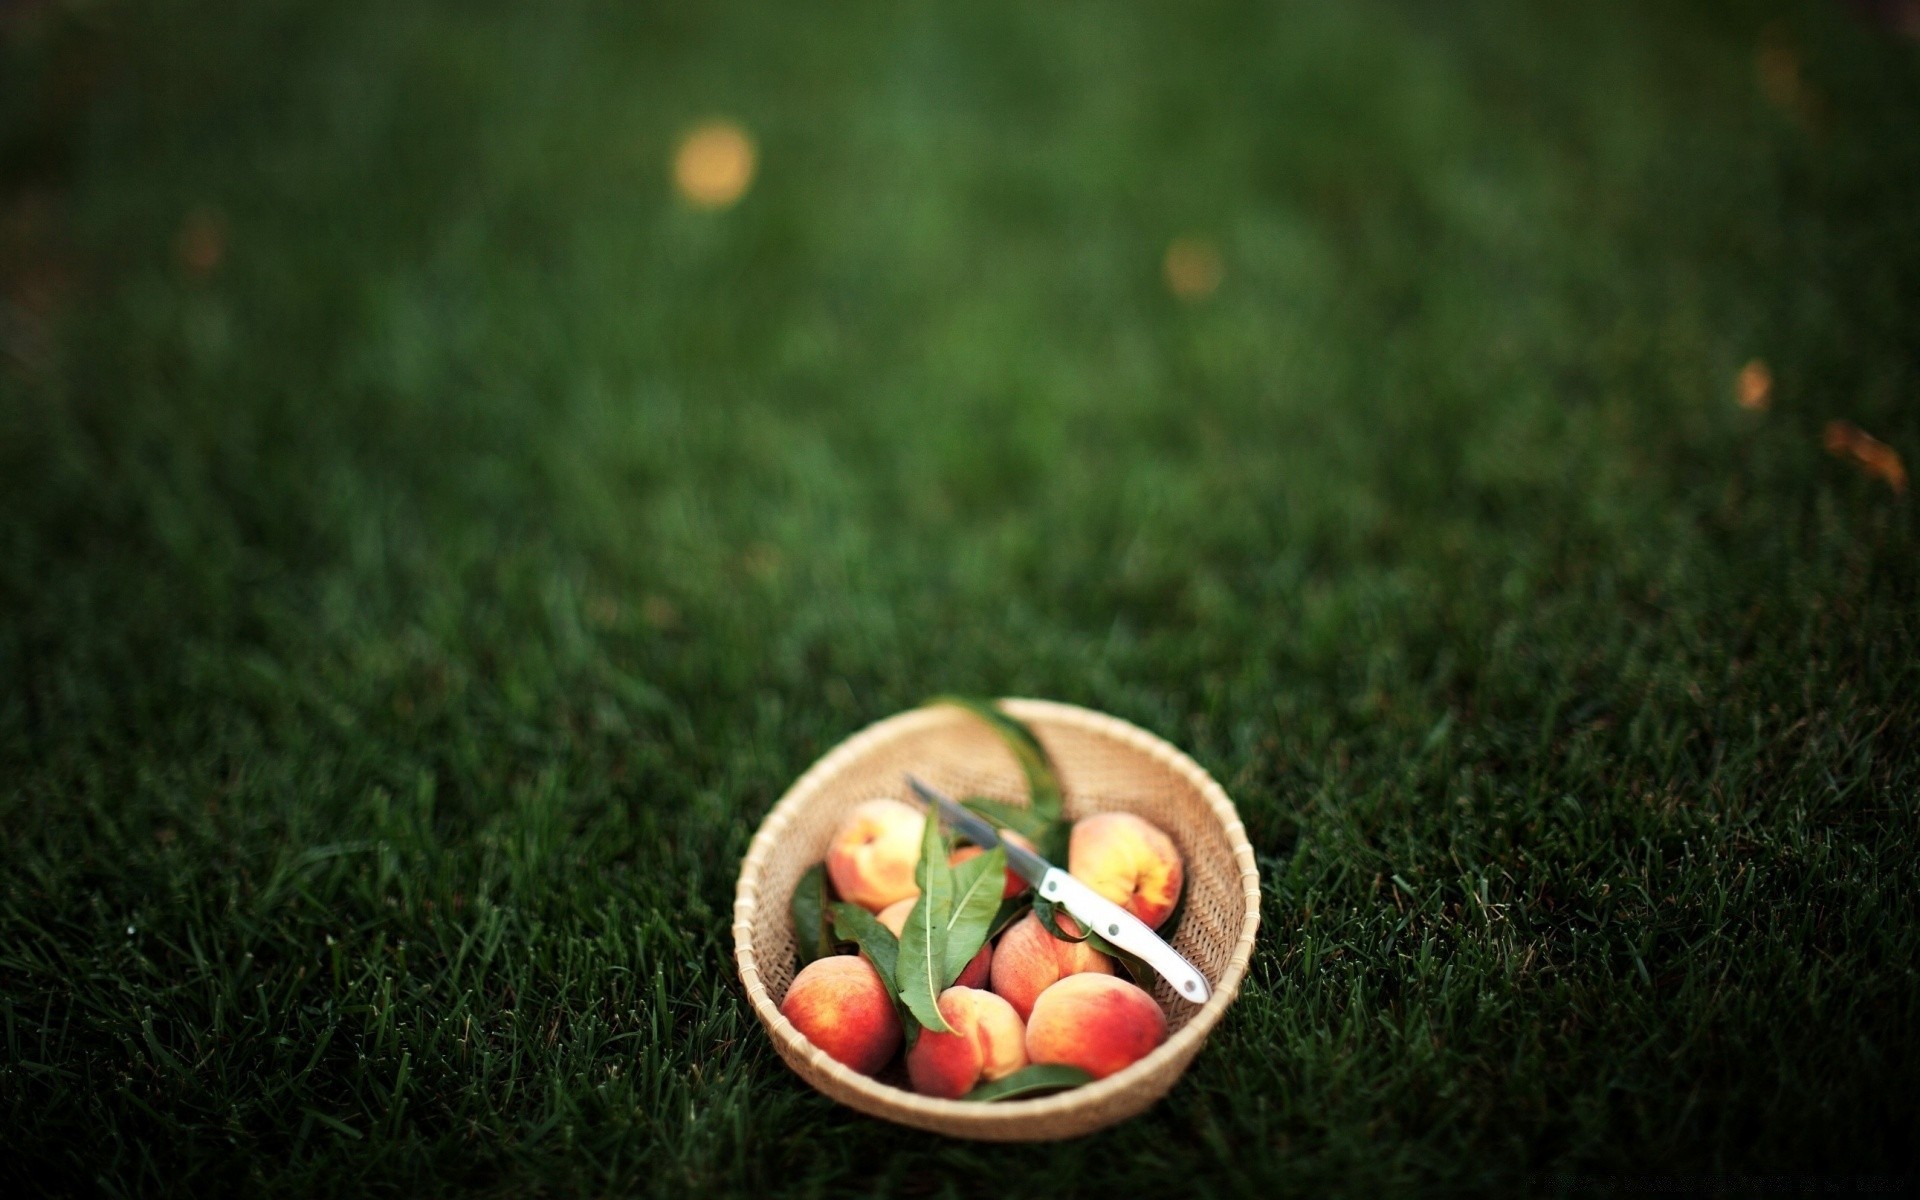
[732,699,1262,1141]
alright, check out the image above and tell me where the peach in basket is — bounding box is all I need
[733,699,1260,1140]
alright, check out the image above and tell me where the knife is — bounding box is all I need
[906,774,1211,1005]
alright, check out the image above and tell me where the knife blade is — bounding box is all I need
[906,774,1211,1005]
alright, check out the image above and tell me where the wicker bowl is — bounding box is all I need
[733,699,1261,1140]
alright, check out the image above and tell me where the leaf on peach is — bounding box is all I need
[790,862,835,968]
[830,903,899,995]
[962,1064,1094,1102]
[1032,896,1089,943]
[942,845,1006,987]
[897,813,953,1032]
[1033,897,1156,990]
[832,902,922,1048]
[986,895,1030,941]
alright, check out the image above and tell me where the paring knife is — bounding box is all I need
[906,774,1211,1005]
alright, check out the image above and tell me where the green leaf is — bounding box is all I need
[987,895,1030,941]
[931,697,1063,823]
[790,863,835,968]
[834,903,920,1042]
[1031,896,1089,943]
[959,796,1053,845]
[1032,898,1156,987]
[1029,896,1157,989]
[1038,817,1071,867]
[942,846,1006,987]
[961,795,1067,893]
[896,815,953,1032]
[961,1064,1095,1102]
[830,903,899,997]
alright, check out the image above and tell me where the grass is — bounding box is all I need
[3,0,1918,1193]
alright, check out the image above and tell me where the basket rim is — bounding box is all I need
[732,698,1263,1133]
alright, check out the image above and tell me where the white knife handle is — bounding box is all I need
[1039,869,1211,1005]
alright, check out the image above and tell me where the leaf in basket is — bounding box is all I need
[1084,928,1154,991]
[962,1064,1094,1102]
[1038,817,1071,867]
[959,796,1053,845]
[897,814,953,1032]
[1032,898,1154,985]
[1032,895,1089,943]
[932,697,1063,823]
[942,846,1006,987]
[833,902,921,1044]
[830,903,899,997]
[790,863,836,968]
[962,795,1066,885]
[987,895,1030,941]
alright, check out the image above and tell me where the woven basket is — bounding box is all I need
[733,699,1261,1140]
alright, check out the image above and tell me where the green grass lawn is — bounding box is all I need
[4,0,1918,1193]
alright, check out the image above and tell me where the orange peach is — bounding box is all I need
[1025,973,1166,1080]
[875,897,991,989]
[906,986,1028,1099]
[987,911,1112,1021]
[874,897,913,934]
[949,830,1035,899]
[779,955,902,1076]
[1068,812,1183,929]
[826,798,925,912]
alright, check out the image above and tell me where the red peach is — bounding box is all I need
[875,897,991,988]
[826,798,925,912]
[1025,973,1166,1080]
[906,986,1029,1099]
[1067,812,1183,929]
[779,954,902,1076]
[987,911,1112,1021]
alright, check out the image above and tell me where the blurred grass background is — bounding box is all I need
[3,0,1917,1193]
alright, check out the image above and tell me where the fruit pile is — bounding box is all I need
[779,703,1188,1102]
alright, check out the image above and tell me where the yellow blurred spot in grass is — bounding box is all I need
[1824,420,1907,494]
[674,120,757,209]
[1737,360,1772,411]
[1163,236,1222,301]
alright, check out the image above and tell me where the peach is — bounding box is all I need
[875,898,991,989]
[906,986,1028,1099]
[1025,973,1167,1080]
[949,829,1035,899]
[779,955,902,1076]
[988,911,1112,1021]
[1068,812,1183,929]
[874,897,913,934]
[826,798,925,912]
